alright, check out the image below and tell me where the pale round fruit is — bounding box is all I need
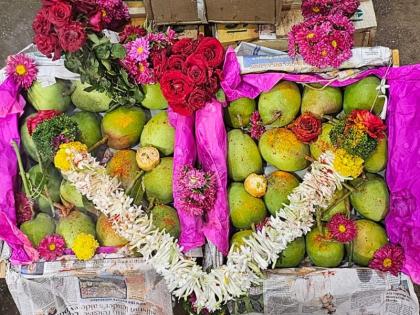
[136,146,160,171]
[276,237,306,268]
[365,137,387,173]
[244,173,267,198]
[224,97,256,128]
[264,171,299,215]
[231,230,253,251]
[96,214,128,247]
[306,227,344,268]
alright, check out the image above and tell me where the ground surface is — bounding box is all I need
[1,0,420,314]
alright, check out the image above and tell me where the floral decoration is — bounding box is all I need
[332,148,364,178]
[301,0,360,19]
[71,232,99,261]
[38,234,66,261]
[369,243,405,276]
[248,111,266,140]
[6,54,38,89]
[15,192,35,226]
[346,109,386,140]
[288,112,322,143]
[327,213,357,243]
[54,141,88,171]
[27,110,61,135]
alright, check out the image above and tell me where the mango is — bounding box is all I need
[259,128,309,171]
[228,130,262,181]
[322,189,351,221]
[229,183,267,229]
[258,81,301,127]
[301,84,342,117]
[224,97,256,128]
[106,150,141,189]
[143,157,173,204]
[352,219,388,266]
[96,214,128,246]
[141,83,168,110]
[60,180,84,208]
[151,204,180,238]
[309,123,334,160]
[276,237,305,268]
[20,213,56,247]
[264,171,299,215]
[350,173,389,222]
[231,230,253,251]
[28,79,73,112]
[343,76,385,115]
[56,210,96,247]
[306,227,344,267]
[70,111,102,148]
[102,106,146,149]
[140,111,174,156]
[20,114,38,161]
[365,137,387,173]
[71,81,112,112]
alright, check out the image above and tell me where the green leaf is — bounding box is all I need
[101,59,112,72]
[111,44,126,59]
[83,86,96,93]
[88,33,100,44]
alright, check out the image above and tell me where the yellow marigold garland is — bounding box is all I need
[333,148,364,178]
[54,141,88,171]
[71,233,99,261]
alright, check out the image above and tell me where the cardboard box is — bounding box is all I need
[143,0,202,25]
[213,24,259,46]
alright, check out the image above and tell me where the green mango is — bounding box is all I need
[140,111,175,156]
[20,114,38,161]
[350,173,389,222]
[60,180,84,208]
[229,183,267,229]
[141,83,168,110]
[224,97,256,128]
[301,84,342,117]
[106,150,141,190]
[71,81,112,112]
[352,219,388,266]
[343,76,385,115]
[258,81,301,127]
[322,189,351,221]
[56,210,96,248]
[365,137,387,173]
[20,213,56,247]
[306,227,344,268]
[143,157,173,204]
[27,80,73,112]
[259,128,309,171]
[96,214,128,247]
[228,130,262,181]
[70,111,102,148]
[151,204,180,238]
[231,230,253,250]
[102,106,146,149]
[309,123,334,160]
[276,237,306,268]
[264,171,299,215]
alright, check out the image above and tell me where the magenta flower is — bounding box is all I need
[126,37,150,62]
[97,0,130,26]
[6,54,38,89]
[327,214,357,243]
[331,0,360,17]
[301,0,360,18]
[52,134,70,151]
[38,234,66,261]
[249,111,266,140]
[369,244,405,276]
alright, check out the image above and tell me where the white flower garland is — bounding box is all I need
[62,150,347,311]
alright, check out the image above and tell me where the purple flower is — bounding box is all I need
[369,244,405,276]
[52,134,70,150]
[126,37,150,62]
[96,0,130,28]
[6,54,38,89]
[38,234,66,261]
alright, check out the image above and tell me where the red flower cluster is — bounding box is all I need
[347,109,386,140]
[154,37,225,116]
[27,110,61,135]
[33,0,129,60]
[288,112,322,143]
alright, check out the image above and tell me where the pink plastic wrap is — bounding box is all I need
[222,46,420,283]
[0,77,38,264]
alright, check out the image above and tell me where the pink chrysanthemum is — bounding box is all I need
[331,0,360,17]
[120,56,155,84]
[6,54,38,89]
[327,214,357,243]
[38,234,66,261]
[369,244,405,276]
[301,0,360,18]
[249,111,266,140]
[178,165,217,216]
[126,37,150,62]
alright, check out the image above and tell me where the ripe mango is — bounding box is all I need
[106,150,140,190]
[224,97,256,128]
[141,83,168,110]
[306,227,344,267]
[151,204,180,238]
[60,180,84,208]
[56,210,96,247]
[259,128,309,171]
[96,214,128,247]
[143,157,173,204]
[264,171,299,215]
[20,114,38,161]
[231,230,253,251]
[71,81,112,112]
[322,189,351,221]
[228,130,262,181]
[301,84,342,117]
[140,111,174,156]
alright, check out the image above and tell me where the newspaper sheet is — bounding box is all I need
[228,267,419,315]
[5,257,173,315]
[235,42,392,75]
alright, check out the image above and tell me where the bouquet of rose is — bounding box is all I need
[33,0,129,60]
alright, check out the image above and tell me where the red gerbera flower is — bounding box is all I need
[369,244,404,276]
[327,214,357,243]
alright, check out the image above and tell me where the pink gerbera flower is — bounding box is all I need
[6,54,38,89]
[369,244,405,276]
[327,214,357,243]
[38,234,66,261]
[127,37,150,62]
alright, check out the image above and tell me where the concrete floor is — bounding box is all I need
[1,0,420,314]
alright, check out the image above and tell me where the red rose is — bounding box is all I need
[166,55,185,72]
[187,88,209,111]
[69,0,98,15]
[48,2,72,27]
[206,76,219,94]
[288,113,322,143]
[194,37,224,68]
[171,38,195,56]
[160,70,194,103]
[32,9,52,34]
[35,33,62,60]
[185,54,207,85]
[58,22,87,52]
[150,49,167,81]
[170,101,194,116]
[27,110,62,135]
[88,10,104,32]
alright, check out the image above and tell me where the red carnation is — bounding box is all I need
[166,55,185,72]
[288,113,322,143]
[171,38,196,56]
[194,37,224,68]
[185,54,207,85]
[34,33,62,60]
[58,22,87,52]
[347,110,386,140]
[48,2,72,27]
[32,9,52,35]
[160,70,194,103]
[27,110,62,135]
[187,88,209,111]
[150,48,168,81]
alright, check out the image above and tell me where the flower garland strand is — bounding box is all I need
[56,143,347,312]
